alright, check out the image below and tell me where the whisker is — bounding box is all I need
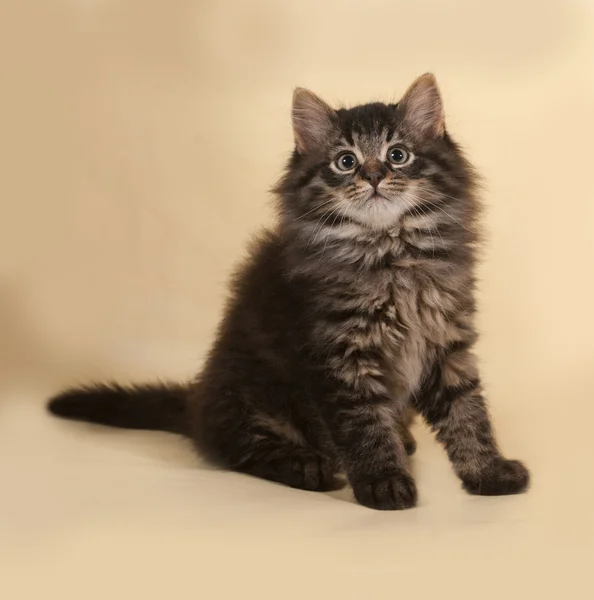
[411,201,447,251]
[294,198,335,221]
[414,187,472,232]
[321,203,348,256]
[400,195,436,258]
[309,199,350,248]
[401,191,456,260]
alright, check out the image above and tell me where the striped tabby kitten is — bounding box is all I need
[48,74,529,510]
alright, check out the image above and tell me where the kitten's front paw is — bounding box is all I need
[352,472,418,510]
[463,458,530,496]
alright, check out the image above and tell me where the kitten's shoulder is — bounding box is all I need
[245,227,283,258]
[229,227,285,291]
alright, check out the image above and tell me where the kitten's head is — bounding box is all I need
[277,74,477,232]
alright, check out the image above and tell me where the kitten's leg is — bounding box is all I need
[322,384,416,510]
[414,343,530,495]
[316,342,416,510]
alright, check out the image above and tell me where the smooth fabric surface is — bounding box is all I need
[1,1,593,598]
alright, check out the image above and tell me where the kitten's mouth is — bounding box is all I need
[369,191,387,201]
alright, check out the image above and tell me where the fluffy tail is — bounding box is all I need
[47,382,190,435]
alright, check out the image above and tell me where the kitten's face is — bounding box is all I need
[309,111,425,230]
[280,74,473,232]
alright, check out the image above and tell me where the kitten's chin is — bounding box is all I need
[348,198,408,231]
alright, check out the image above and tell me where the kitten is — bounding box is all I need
[48,74,530,510]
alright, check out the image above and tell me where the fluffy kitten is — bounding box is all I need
[48,74,529,510]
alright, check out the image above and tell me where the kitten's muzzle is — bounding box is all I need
[359,159,388,191]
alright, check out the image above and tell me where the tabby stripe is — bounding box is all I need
[445,339,473,355]
[442,378,481,402]
[402,201,443,218]
[401,240,452,261]
[319,166,343,187]
[418,378,481,425]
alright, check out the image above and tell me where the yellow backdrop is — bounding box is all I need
[1,1,593,599]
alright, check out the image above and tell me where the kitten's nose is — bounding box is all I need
[359,160,387,190]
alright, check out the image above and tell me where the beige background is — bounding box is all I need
[1,1,593,598]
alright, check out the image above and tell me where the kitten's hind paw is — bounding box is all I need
[243,452,343,492]
[462,458,530,496]
[352,471,418,510]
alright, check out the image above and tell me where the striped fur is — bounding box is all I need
[48,74,529,509]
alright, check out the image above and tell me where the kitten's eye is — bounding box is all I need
[387,146,410,166]
[335,152,358,171]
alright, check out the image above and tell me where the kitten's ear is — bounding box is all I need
[292,88,337,153]
[397,73,445,138]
